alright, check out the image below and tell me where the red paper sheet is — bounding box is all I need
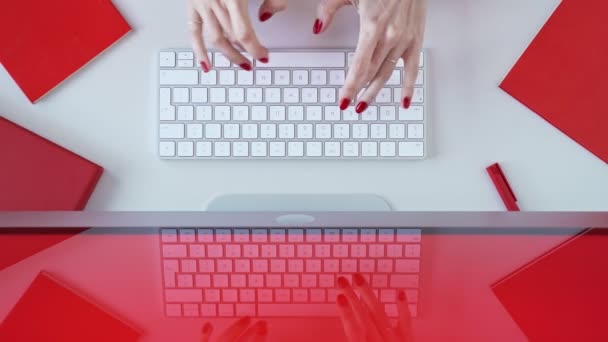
[0,272,141,341]
[500,0,608,163]
[0,117,103,271]
[493,229,608,340]
[0,0,131,103]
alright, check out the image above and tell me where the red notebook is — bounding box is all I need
[0,116,103,271]
[0,272,141,341]
[0,0,131,103]
[500,0,608,164]
[492,228,608,341]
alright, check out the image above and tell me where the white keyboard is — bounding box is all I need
[158,49,427,159]
[159,228,422,318]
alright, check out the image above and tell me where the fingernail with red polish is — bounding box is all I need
[239,63,252,71]
[259,57,269,64]
[200,61,210,73]
[402,97,411,109]
[339,98,351,110]
[337,294,348,307]
[355,101,368,114]
[313,19,323,34]
[337,276,349,289]
[260,12,273,22]
[398,290,407,302]
[202,323,212,334]
[353,273,366,286]
[256,321,268,336]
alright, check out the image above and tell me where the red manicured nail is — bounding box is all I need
[313,19,323,34]
[259,57,269,64]
[239,63,252,71]
[355,101,368,114]
[256,321,268,335]
[339,98,351,110]
[402,97,411,109]
[202,323,212,334]
[200,61,210,73]
[337,294,348,307]
[398,290,407,302]
[337,276,349,289]
[353,273,366,286]
[260,12,273,22]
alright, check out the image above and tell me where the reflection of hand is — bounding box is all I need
[337,274,412,342]
[188,0,288,71]
[201,317,267,342]
[314,0,427,112]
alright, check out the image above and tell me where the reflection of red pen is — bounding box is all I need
[486,163,520,211]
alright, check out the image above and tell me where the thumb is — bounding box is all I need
[258,0,288,22]
[314,0,351,34]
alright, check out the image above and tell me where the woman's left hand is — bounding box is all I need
[313,0,427,112]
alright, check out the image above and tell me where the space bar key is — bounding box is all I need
[257,304,338,317]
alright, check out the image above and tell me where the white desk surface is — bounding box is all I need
[1,0,606,211]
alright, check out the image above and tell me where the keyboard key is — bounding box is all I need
[360,228,376,242]
[306,142,322,157]
[236,304,256,316]
[265,88,281,103]
[302,274,318,287]
[214,53,230,67]
[297,124,313,139]
[278,124,295,139]
[248,274,264,288]
[305,259,322,272]
[163,245,186,258]
[270,259,286,272]
[256,70,272,85]
[380,142,396,157]
[199,260,215,273]
[341,259,357,273]
[362,142,378,157]
[386,244,403,257]
[209,88,226,103]
[270,229,286,242]
[207,245,223,257]
[343,107,358,121]
[311,70,327,85]
[261,52,345,68]
[178,142,194,157]
[293,289,309,302]
[166,304,181,317]
[222,289,237,302]
[398,105,424,121]
[165,289,202,302]
[396,229,422,242]
[288,259,304,272]
[196,106,212,121]
[297,244,313,257]
[275,70,290,85]
[228,88,245,103]
[160,52,176,67]
[329,70,345,85]
[201,70,217,85]
[279,244,295,257]
[342,228,358,242]
[219,70,235,85]
[320,88,336,103]
[195,274,210,287]
[252,228,268,242]
[325,141,340,157]
[205,289,220,302]
[240,289,256,302]
[283,88,299,103]
[315,124,331,139]
[213,274,229,287]
[160,124,184,139]
[333,244,349,257]
[161,229,178,242]
[324,259,339,272]
[405,244,421,258]
[306,106,323,121]
[266,274,282,287]
[230,274,247,288]
[324,229,340,242]
[351,244,367,257]
[219,304,234,317]
[372,274,389,288]
[380,106,396,120]
[160,70,198,85]
[306,229,322,242]
[390,274,419,288]
[196,142,212,157]
[293,70,309,85]
[376,88,392,103]
[243,244,258,257]
[413,88,424,103]
[408,123,424,139]
[257,304,338,316]
[269,106,286,121]
[319,274,335,288]
[234,260,251,272]
[187,124,203,139]
[261,245,277,257]
[247,88,263,103]
[258,289,273,302]
[237,70,254,85]
[359,259,375,273]
[191,88,207,103]
[371,124,387,139]
[324,106,340,121]
[201,304,216,317]
[252,260,268,273]
[284,274,300,287]
[395,259,420,273]
[275,289,291,302]
[217,259,233,273]
[378,259,393,272]
[260,124,276,138]
[183,303,199,317]
[369,244,385,257]
[288,106,305,121]
[181,259,197,272]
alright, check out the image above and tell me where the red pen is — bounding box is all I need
[486,163,520,211]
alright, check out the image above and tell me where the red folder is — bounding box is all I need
[500,0,608,164]
[0,116,103,271]
[492,229,608,341]
[0,0,131,103]
[0,271,141,341]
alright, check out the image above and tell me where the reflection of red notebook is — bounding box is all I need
[0,117,103,271]
[0,272,141,341]
[0,0,131,103]
[492,228,608,341]
[500,0,608,163]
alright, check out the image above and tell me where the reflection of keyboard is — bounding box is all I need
[159,228,422,318]
[157,49,427,159]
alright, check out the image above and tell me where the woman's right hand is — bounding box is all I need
[337,274,413,342]
[188,0,288,72]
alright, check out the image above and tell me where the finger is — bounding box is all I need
[396,290,413,341]
[337,276,385,342]
[400,43,422,109]
[258,0,288,22]
[200,322,213,342]
[340,24,380,111]
[211,2,235,41]
[352,273,397,342]
[217,316,253,342]
[234,320,268,342]
[356,52,399,109]
[203,11,252,70]
[225,0,269,62]
[188,3,211,72]
[364,25,402,85]
[337,294,366,342]
[313,0,350,34]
